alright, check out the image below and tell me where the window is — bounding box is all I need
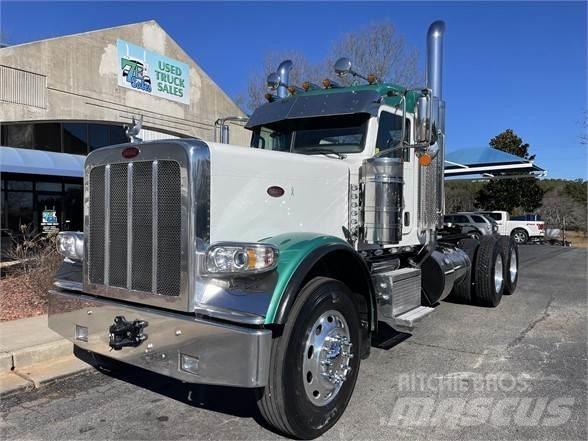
[251,114,369,155]
[375,112,410,160]
[6,180,33,191]
[110,126,129,145]
[63,123,88,154]
[3,124,33,148]
[471,215,486,223]
[6,192,34,232]
[36,182,63,192]
[89,124,110,150]
[454,215,470,223]
[33,123,61,152]
[484,212,502,221]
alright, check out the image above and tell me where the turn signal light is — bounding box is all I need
[302,81,310,91]
[205,243,279,275]
[287,86,296,95]
[367,74,377,84]
[419,154,433,166]
[322,78,331,89]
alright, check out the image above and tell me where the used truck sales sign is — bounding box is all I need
[116,39,190,105]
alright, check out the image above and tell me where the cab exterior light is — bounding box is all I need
[367,74,377,84]
[419,153,433,166]
[56,232,84,261]
[287,86,296,95]
[322,78,331,89]
[205,243,278,276]
[302,81,310,91]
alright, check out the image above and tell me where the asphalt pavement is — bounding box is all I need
[1,245,586,440]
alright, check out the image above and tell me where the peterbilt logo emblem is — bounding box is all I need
[267,186,285,198]
[122,146,140,159]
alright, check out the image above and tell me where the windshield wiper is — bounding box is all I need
[295,148,347,159]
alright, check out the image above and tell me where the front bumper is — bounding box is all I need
[48,289,271,388]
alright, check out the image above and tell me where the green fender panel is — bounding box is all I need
[262,232,354,325]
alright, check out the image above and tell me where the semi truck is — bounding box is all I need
[49,21,520,439]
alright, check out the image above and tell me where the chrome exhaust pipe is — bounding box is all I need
[276,60,293,99]
[426,20,445,100]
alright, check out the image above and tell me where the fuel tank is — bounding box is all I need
[421,246,470,305]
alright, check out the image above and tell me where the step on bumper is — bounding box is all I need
[48,289,271,388]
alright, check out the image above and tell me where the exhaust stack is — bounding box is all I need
[426,20,445,100]
[276,60,293,99]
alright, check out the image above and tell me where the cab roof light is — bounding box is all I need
[367,74,377,85]
[264,92,277,102]
[287,85,305,95]
[302,81,321,91]
[322,78,341,89]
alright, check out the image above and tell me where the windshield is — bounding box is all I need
[250,114,369,155]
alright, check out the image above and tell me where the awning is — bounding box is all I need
[444,147,546,178]
[0,147,85,178]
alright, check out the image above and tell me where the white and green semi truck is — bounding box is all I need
[49,21,519,438]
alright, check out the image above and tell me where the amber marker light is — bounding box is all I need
[264,93,273,102]
[322,78,331,89]
[367,74,377,84]
[287,86,296,95]
[302,81,310,91]
[419,154,433,166]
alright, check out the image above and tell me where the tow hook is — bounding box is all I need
[108,316,148,350]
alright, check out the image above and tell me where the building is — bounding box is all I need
[0,21,248,248]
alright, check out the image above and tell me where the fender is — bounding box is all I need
[262,232,377,331]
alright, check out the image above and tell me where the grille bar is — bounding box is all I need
[104,165,111,286]
[126,163,133,290]
[151,161,159,294]
[88,160,181,297]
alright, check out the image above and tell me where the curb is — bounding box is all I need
[0,355,90,396]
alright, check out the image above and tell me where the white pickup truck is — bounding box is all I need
[479,211,545,244]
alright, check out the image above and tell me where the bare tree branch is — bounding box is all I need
[242,21,422,112]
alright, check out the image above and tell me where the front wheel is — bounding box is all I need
[511,228,529,244]
[257,277,362,439]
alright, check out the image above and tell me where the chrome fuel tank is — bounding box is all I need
[360,157,404,245]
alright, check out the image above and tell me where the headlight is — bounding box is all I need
[205,243,278,275]
[56,232,84,261]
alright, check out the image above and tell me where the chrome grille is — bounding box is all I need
[88,160,182,296]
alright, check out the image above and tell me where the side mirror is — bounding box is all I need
[267,72,280,90]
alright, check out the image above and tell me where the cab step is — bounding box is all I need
[392,306,435,329]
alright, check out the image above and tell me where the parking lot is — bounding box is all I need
[1,245,586,440]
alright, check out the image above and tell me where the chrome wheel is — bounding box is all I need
[302,310,353,406]
[509,248,518,284]
[494,254,504,293]
[513,231,527,244]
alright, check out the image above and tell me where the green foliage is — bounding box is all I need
[489,129,534,160]
[473,129,543,213]
[474,178,543,213]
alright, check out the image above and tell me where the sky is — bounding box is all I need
[1,1,587,179]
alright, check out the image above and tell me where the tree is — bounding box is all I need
[242,21,422,113]
[475,129,544,213]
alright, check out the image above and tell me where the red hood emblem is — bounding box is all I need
[122,146,140,159]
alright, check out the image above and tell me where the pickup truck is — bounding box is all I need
[478,210,544,244]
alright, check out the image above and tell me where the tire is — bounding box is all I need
[499,236,519,295]
[473,236,506,307]
[511,228,529,244]
[257,277,362,439]
[447,238,479,304]
[468,230,482,241]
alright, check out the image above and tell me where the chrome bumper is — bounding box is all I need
[48,289,271,388]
